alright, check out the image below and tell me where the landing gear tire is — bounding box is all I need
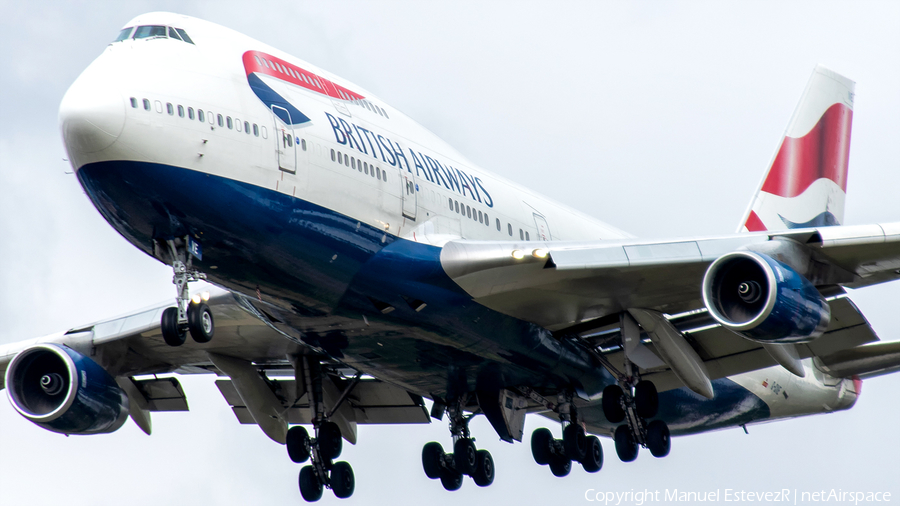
[473,450,494,487]
[548,455,572,477]
[287,426,311,464]
[614,424,639,462]
[299,465,323,502]
[563,423,587,462]
[330,461,355,499]
[647,419,671,458]
[453,438,478,476]
[422,442,445,479]
[187,302,214,343]
[634,380,659,419]
[439,468,463,491]
[602,385,625,423]
[531,427,553,465]
[582,435,603,473]
[318,422,343,461]
[161,307,186,347]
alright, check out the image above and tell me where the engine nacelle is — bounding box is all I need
[4,343,129,435]
[702,251,830,343]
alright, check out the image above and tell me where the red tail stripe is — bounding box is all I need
[760,102,852,199]
[744,210,767,232]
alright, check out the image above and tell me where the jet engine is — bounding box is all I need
[4,343,129,435]
[702,251,830,343]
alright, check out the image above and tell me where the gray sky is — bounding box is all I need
[1,1,899,505]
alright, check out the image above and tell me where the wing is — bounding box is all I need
[0,288,429,442]
[440,221,900,393]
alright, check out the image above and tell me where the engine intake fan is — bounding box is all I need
[702,251,829,343]
[5,343,129,435]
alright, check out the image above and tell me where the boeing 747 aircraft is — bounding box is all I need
[3,12,900,502]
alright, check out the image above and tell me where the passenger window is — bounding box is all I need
[449,198,453,210]
[168,27,182,41]
[198,109,204,122]
[208,111,214,124]
[235,119,241,132]
[363,162,368,175]
[175,28,194,44]
[376,167,381,179]
[526,231,530,241]
[301,139,307,151]
[508,224,513,236]
[253,124,259,136]
[478,211,483,223]
[188,107,194,120]
[217,114,224,127]
[177,105,184,117]
[155,100,162,113]
[114,27,133,42]
[520,229,524,240]
[143,98,150,110]
[129,97,137,108]
[227,116,233,129]
[133,25,166,39]
[345,155,349,167]
[261,126,268,139]
[166,103,174,115]
[244,121,250,133]
[455,201,459,213]
[383,171,388,182]
[466,206,471,218]
[338,152,343,164]
[496,218,501,231]
[331,149,336,161]
[484,213,489,226]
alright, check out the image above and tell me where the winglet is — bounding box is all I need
[739,65,855,233]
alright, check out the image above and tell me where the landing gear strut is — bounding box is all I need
[421,395,495,490]
[158,236,214,346]
[604,378,670,461]
[528,390,603,476]
[287,357,356,502]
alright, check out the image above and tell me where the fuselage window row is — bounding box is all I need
[130,96,265,138]
[329,148,388,183]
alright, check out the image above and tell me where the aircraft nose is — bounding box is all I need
[59,71,125,157]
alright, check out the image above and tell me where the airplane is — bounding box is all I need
[2,11,900,502]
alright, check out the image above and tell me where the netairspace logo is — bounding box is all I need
[584,488,892,505]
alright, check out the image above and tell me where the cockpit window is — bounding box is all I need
[167,27,182,41]
[175,28,194,44]
[133,25,167,39]
[114,27,133,42]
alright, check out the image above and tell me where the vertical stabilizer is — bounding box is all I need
[739,65,855,233]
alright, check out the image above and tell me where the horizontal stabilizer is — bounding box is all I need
[815,341,900,379]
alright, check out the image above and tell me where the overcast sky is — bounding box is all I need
[1,2,899,505]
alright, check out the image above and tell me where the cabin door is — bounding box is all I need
[533,213,552,241]
[401,172,417,220]
[271,105,296,174]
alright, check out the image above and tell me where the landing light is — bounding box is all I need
[532,248,549,259]
[191,294,202,305]
[201,291,210,301]
[511,250,525,260]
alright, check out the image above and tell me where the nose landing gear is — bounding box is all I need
[157,236,214,347]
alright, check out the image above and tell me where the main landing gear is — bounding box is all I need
[158,237,214,347]
[528,390,603,477]
[421,396,495,491]
[602,379,670,461]
[287,358,356,502]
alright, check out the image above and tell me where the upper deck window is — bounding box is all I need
[133,25,167,40]
[114,27,133,42]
